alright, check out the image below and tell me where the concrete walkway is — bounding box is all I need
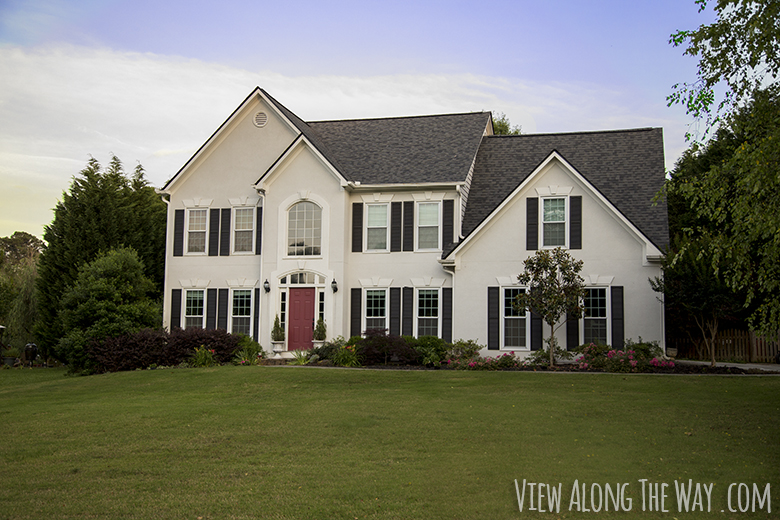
[674,359,780,373]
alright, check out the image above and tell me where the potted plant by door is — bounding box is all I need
[312,318,326,349]
[271,315,285,357]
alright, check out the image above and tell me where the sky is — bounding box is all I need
[0,0,715,239]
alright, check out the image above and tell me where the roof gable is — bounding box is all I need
[308,112,490,185]
[457,128,668,253]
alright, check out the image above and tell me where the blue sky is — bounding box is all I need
[0,0,714,238]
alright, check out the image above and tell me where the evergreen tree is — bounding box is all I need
[57,247,160,372]
[36,156,166,355]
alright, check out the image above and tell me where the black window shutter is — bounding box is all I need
[253,288,260,341]
[352,203,363,253]
[350,288,362,337]
[389,287,401,335]
[566,312,580,350]
[570,196,582,250]
[443,199,454,248]
[170,289,182,329]
[526,197,539,250]
[611,286,625,348]
[206,288,217,330]
[173,209,185,257]
[402,287,414,336]
[487,287,499,350]
[209,208,220,256]
[442,287,453,342]
[403,201,414,252]
[220,208,231,256]
[217,288,229,329]
[390,202,402,252]
[530,311,543,350]
[255,207,263,255]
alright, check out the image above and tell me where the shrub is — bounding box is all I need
[576,340,671,372]
[446,352,523,370]
[446,339,484,361]
[271,315,284,341]
[165,328,240,365]
[313,318,326,341]
[357,329,420,365]
[413,335,448,366]
[90,328,168,372]
[310,336,347,362]
[332,343,360,367]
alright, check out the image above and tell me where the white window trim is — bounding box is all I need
[540,196,568,249]
[185,208,209,255]
[364,203,390,253]
[501,286,530,351]
[232,206,256,255]
[415,287,441,337]
[363,288,388,332]
[183,289,205,329]
[415,201,442,252]
[229,288,253,336]
[581,286,611,345]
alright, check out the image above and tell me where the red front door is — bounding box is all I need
[288,288,315,350]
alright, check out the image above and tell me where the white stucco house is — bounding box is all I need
[159,87,668,358]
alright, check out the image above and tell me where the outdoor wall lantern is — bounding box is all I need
[263,279,270,293]
[331,279,338,293]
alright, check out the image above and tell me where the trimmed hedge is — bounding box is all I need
[87,328,243,373]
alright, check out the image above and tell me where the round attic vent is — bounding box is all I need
[253,112,268,127]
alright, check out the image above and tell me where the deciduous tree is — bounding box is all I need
[514,248,585,366]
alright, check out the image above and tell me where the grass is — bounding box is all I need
[1,366,778,519]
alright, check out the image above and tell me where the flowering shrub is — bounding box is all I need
[445,352,525,371]
[576,340,672,373]
[649,357,675,368]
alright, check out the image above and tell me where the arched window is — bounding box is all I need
[287,201,322,256]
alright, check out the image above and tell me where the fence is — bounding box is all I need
[668,329,780,364]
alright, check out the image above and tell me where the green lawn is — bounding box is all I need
[1,366,778,519]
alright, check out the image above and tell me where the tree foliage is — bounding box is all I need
[492,112,522,135]
[36,156,166,354]
[514,248,585,366]
[668,0,780,139]
[650,236,744,366]
[0,232,43,349]
[671,88,780,335]
[57,247,160,372]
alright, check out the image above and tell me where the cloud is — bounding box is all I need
[0,43,689,238]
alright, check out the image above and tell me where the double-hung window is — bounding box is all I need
[233,208,254,253]
[503,288,528,349]
[583,288,608,344]
[231,290,252,335]
[542,198,566,247]
[366,204,388,251]
[417,202,440,250]
[288,201,322,256]
[184,290,204,329]
[187,209,208,253]
[417,289,439,336]
[365,289,387,331]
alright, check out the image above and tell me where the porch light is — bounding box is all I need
[263,279,270,293]
[331,279,338,293]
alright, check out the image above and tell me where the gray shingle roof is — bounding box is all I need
[307,112,490,184]
[455,128,668,255]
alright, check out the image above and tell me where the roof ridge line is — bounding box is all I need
[307,111,488,124]
[487,127,660,138]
